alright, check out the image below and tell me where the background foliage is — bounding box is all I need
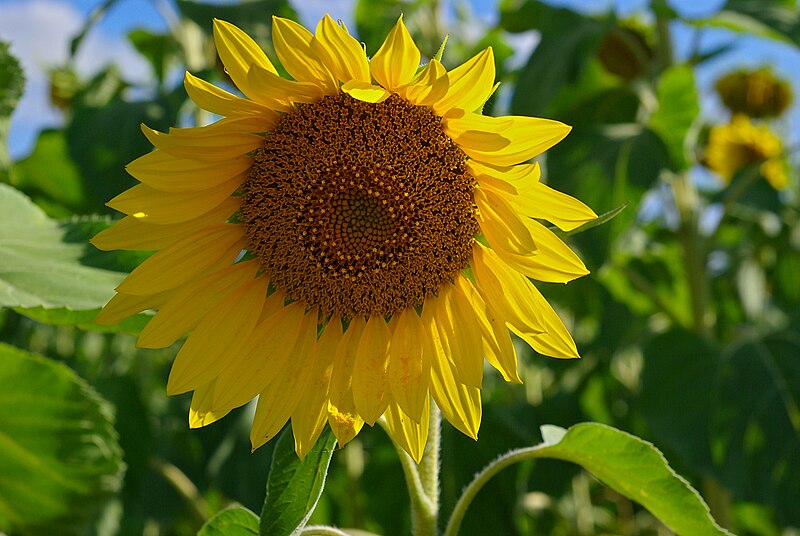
[1,0,798,534]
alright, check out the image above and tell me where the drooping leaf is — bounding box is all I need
[199,506,259,536]
[0,343,125,535]
[0,183,124,310]
[260,427,337,536]
[447,422,731,536]
[649,65,700,171]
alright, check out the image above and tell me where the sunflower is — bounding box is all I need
[92,15,597,462]
[705,115,787,190]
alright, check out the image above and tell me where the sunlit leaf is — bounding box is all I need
[649,65,699,171]
[260,427,337,536]
[447,422,731,536]
[0,343,124,535]
[0,183,124,309]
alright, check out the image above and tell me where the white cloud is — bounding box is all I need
[0,0,152,159]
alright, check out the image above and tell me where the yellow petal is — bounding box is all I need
[341,80,391,103]
[352,315,392,425]
[116,225,242,296]
[471,242,546,339]
[95,288,173,325]
[212,18,279,101]
[184,71,277,117]
[474,187,537,258]
[370,15,420,91]
[523,283,581,359]
[247,64,325,106]
[137,261,260,348]
[455,275,520,383]
[292,317,342,459]
[189,381,231,428]
[429,334,481,440]
[107,179,240,225]
[250,309,319,450]
[166,276,268,395]
[91,197,240,252]
[493,218,589,283]
[212,300,306,409]
[383,399,429,464]
[328,318,366,446]
[126,148,251,193]
[272,16,337,93]
[141,120,266,161]
[444,110,571,167]
[470,161,597,231]
[313,15,370,83]
[399,59,449,106]
[432,282,485,388]
[433,47,495,113]
[387,307,431,423]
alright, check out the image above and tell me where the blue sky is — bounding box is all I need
[1,0,798,160]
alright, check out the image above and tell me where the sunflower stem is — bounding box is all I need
[379,404,440,536]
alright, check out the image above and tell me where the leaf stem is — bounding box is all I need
[443,447,532,536]
[150,456,210,527]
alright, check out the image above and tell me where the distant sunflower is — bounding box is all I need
[705,115,787,190]
[93,15,596,462]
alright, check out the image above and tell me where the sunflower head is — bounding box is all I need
[704,115,787,190]
[715,68,792,119]
[92,14,597,461]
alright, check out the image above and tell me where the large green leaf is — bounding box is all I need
[199,506,259,536]
[649,65,699,171]
[260,428,337,536]
[446,423,731,536]
[0,343,125,535]
[0,183,124,309]
[0,41,24,184]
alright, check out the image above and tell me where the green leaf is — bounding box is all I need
[128,29,179,85]
[11,129,89,217]
[694,1,800,45]
[260,427,337,536]
[12,306,151,336]
[0,342,125,535]
[199,506,259,536]
[1,41,25,184]
[649,65,699,171]
[502,1,608,117]
[447,422,731,536]
[0,183,125,309]
[555,202,627,237]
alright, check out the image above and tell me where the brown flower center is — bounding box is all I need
[241,93,478,318]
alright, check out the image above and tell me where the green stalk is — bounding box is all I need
[380,401,441,536]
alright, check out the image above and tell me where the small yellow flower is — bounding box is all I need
[92,15,597,461]
[705,115,787,190]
